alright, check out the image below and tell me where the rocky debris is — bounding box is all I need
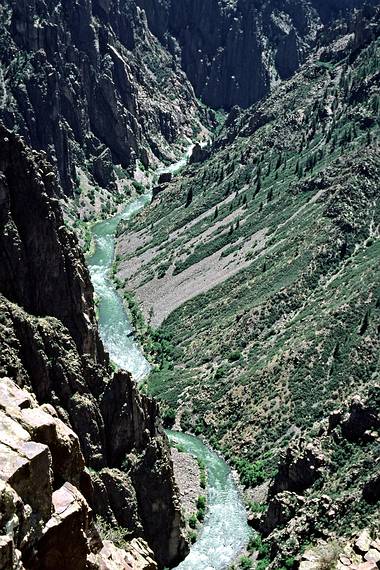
[171,447,202,517]
[299,530,380,570]
[258,491,305,536]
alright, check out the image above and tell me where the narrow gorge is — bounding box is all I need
[0,1,379,570]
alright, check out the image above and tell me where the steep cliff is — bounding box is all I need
[0,0,206,196]
[0,125,188,568]
[136,0,367,109]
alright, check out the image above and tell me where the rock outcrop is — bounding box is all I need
[0,0,205,195]
[0,377,159,570]
[299,530,380,570]
[252,391,380,568]
[0,125,188,568]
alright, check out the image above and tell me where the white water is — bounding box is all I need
[87,145,251,568]
[88,194,152,380]
[169,431,251,570]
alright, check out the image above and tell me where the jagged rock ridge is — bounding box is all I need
[0,0,206,195]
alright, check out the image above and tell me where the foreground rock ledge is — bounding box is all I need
[0,377,157,570]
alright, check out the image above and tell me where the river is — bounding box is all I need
[87,146,250,569]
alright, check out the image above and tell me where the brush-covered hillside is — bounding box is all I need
[114,6,380,565]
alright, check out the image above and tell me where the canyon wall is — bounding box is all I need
[136,0,367,108]
[0,0,205,195]
[0,124,188,569]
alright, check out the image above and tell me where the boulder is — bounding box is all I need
[364,549,380,563]
[34,483,90,570]
[355,530,372,553]
[0,440,52,522]
[0,378,33,410]
[98,469,142,533]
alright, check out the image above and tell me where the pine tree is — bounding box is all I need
[185,188,193,207]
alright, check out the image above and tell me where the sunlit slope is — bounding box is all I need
[115,15,380,479]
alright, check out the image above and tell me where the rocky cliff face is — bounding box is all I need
[0,376,159,570]
[0,125,102,359]
[136,0,367,109]
[0,125,188,568]
[0,0,206,196]
[251,390,380,568]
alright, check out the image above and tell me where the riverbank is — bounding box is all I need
[170,442,207,547]
[87,142,251,569]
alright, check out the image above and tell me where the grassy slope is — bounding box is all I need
[117,21,380,563]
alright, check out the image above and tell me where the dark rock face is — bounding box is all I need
[0,126,188,568]
[341,395,380,441]
[137,0,367,109]
[0,125,102,359]
[189,142,209,164]
[270,442,325,496]
[158,172,172,185]
[0,0,204,194]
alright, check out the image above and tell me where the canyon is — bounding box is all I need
[0,0,379,569]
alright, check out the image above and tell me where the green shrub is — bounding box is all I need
[256,559,270,570]
[233,458,269,487]
[214,365,228,380]
[239,556,253,569]
[228,350,242,362]
[95,516,130,549]
[197,495,206,509]
[132,180,144,194]
[162,407,176,428]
